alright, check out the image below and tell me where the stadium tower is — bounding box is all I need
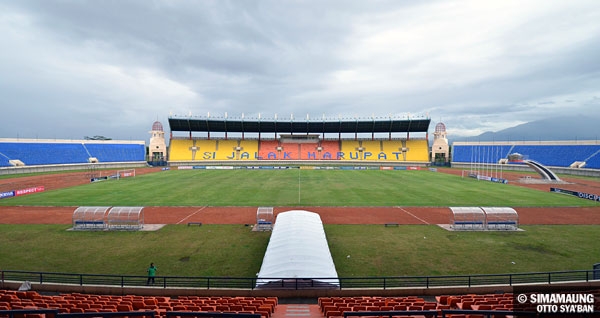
[149,121,167,163]
[431,122,449,163]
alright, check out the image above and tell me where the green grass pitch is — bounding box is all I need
[0,169,596,207]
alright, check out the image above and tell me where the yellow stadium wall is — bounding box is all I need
[405,139,430,161]
[214,140,259,160]
[169,139,194,161]
[169,138,429,162]
[381,141,403,160]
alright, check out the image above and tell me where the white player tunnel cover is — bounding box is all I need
[256,210,339,287]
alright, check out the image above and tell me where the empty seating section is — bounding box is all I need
[170,139,338,161]
[318,296,437,316]
[435,293,515,311]
[217,139,259,160]
[0,153,11,167]
[258,140,280,160]
[451,144,515,163]
[4,138,600,167]
[319,140,341,160]
[299,143,320,160]
[404,139,429,161]
[168,139,194,161]
[0,141,145,167]
[215,139,241,160]
[452,143,600,168]
[278,143,301,160]
[85,143,145,162]
[360,140,381,161]
[239,140,259,160]
[586,151,600,169]
[340,141,360,160]
[166,138,432,162]
[0,142,88,166]
[318,293,524,316]
[4,290,600,317]
[194,140,218,160]
[169,139,220,161]
[381,140,404,161]
[511,145,600,168]
[0,290,277,318]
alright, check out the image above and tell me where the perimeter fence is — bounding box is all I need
[2,269,598,290]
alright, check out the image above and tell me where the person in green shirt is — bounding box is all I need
[146,263,157,285]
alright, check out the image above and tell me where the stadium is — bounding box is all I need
[1,113,600,318]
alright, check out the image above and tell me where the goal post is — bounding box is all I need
[117,169,136,179]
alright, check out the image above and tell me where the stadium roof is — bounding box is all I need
[168,116,431,134]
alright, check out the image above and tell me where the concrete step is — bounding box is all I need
[272,304,322,318]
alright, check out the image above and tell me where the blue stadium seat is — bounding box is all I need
[84,143,146,162]
[451,145,513,164]
[0,141,146,166]
[585,151,600,169]
[511,145,599,167]
[0,142,89,165]
[452,143,600,169]
[0,152,10,167]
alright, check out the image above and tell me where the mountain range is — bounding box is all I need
[450,115,600,143]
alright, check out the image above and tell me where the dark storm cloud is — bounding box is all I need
[0,0,599,140]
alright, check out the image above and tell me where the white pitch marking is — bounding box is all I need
[395,206,430,224]
[176,206,207,224]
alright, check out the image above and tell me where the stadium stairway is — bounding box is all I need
[271,304,322,318]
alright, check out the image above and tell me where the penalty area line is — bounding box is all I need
[394,206,430,225]
[176,206,207,225]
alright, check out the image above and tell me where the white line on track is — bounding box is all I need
[176,206,207,224]
[394,206,430,225]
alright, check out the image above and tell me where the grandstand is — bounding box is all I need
[452,140,600,170]
[0,139,146,169]
[167,115,431,164]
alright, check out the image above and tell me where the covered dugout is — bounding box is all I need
[450,207,486,230]
[482,207,519,230]
[106,206,144,230]
[72,206,110,230]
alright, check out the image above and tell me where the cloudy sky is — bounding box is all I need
[1,0,599,141]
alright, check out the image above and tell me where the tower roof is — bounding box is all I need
[152,121,164,132]
[435,122,446,133]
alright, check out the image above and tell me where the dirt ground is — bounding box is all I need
[0,167,599,225]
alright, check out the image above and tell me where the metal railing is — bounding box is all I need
[2,269,599,290]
